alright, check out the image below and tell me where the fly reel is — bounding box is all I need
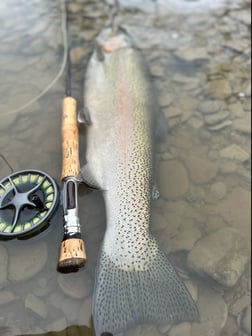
[0,170,59,240]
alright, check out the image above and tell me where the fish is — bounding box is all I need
[80,27,199,336]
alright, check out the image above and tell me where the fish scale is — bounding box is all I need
[81,28,199,336]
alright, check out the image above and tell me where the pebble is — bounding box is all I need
[158,161,189,200]
[187,117,204,129]
[7,242,48,282]
[169,322,191,336]
[228,101,244,117]
[205,215,227,234]
[124,325,161,336]
[198,100,224,115]
[175,47,209,61]
[25,293,48,319]
[220,161,239,174]
[191,287,228,336]
[57,270,92,299]
[161,211,182,237]
[171,227,201,252]
[232,113,251,134]
[0,290,16,305]
[208,120,232,131]
[61,297,81,322]
[241,306,251,334]
[163,106,183,119]
[219,144,250,162]
[77,296,92,327]
[213,187,251,238]
[229,294,251,316]
[185,155,218,184]
[152,211,168,233]
[207,78,232,99]
[0,244,8,285]
[45,317,67,333]
[204,110,229,125]
[205,182,227,203]
[187,227,249,287]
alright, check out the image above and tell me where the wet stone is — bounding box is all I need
[207,78,232,99]
[213,187,250,238]
[219,144,250,162]
[232,113,251,134]
[57,271,92,299]
[0,244,8,285]
[205,215,227,234]
[0,290,16,305]
[8,242,48,282]
[45,317,67,333]
[191,287,228,336]
[229,294,251,316]
[228,101,244,117]
[198,100,224,115]
[77,296,92,327]
[208,120,232,131]
[61,297,81,323]
[171,227,201,252]
[25,293,48,319]
[169,322,191,336]
[163,105,183,119]
[205,182,227,203]
[185,155,218,184]
[188,227,249,287]
[204,109,229,125]
[158,161,189,200]
[242,306,251,334]
[175,46,209,61]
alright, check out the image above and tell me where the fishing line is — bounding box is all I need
[6,0,68,116]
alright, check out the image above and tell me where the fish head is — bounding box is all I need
[95,27,132,60]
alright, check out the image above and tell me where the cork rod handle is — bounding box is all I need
[61,96,80,180]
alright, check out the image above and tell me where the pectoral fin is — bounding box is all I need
[78,106,92,125]
[79,164,100,189]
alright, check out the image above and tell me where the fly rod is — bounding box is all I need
[57,0,86,273]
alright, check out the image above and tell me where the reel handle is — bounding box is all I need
[57,97,86,273]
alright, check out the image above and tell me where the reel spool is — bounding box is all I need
[0,170,59,240]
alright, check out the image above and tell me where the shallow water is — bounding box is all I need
[0,0,251,336]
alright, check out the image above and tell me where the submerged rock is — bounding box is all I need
[57,271,92,299]
[169,322,191,336]
[204,109,229,125]
[198,100,224,115]
[185,155,218,184]
[25,293,48,319]
[242,305,251,334]
[191,287,228,336]
[187,227,249,287]
[219,144,250,162]
[8,242,48,282]
[213,187,250,238]
[0,244,8,285]
[207,78,232,99]
[158,161,189,200]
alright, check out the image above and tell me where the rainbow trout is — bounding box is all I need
[81,28,198,336]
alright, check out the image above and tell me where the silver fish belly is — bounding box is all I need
[81,28,198,336]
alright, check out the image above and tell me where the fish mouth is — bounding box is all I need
[96,27,132,54]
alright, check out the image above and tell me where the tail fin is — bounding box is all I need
[92,236,199,336]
